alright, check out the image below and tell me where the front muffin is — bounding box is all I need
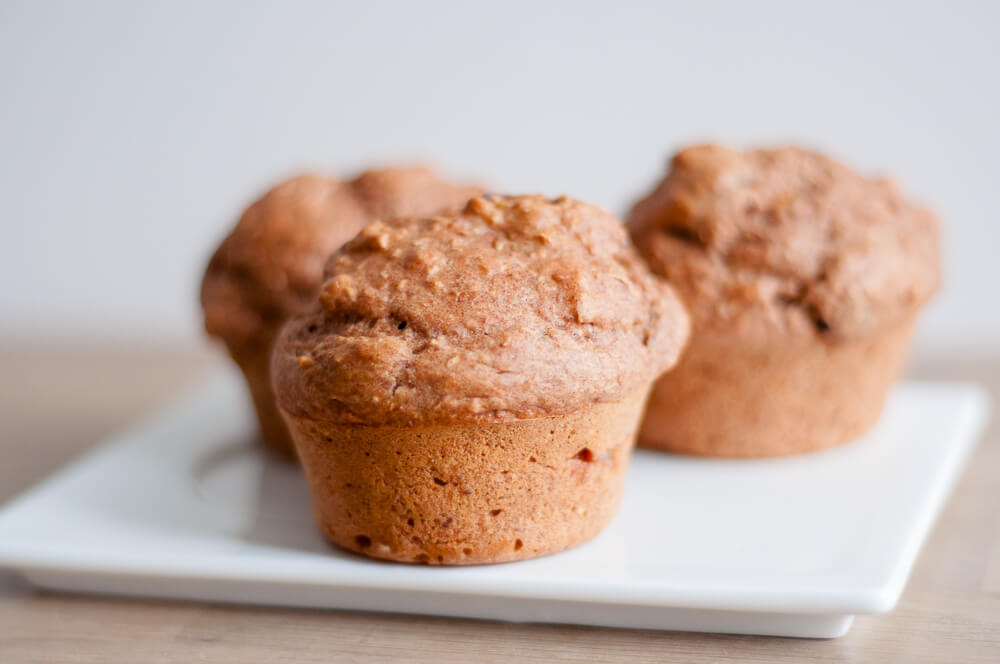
[272,195,689,564]
[201,167,481,456]
[628,146,940,457]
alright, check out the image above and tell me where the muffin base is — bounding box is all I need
[281,388,648,565]
[639,316,916,457]
[227,340,297,458]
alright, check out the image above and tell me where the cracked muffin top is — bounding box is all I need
[272,194,690,426]
[201,167,483,349]
[627,145,940,344]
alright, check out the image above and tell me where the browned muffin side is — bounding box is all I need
[201,167,482,455]
[272,194,690,564]
[628,145,940,457]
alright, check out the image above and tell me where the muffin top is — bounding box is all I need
[273,194,690,426]
[201,167,482,348]
[627,145,940,343]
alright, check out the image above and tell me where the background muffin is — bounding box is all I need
[201,167,482,455]
[272,194,690,564]
[628,145,940,457]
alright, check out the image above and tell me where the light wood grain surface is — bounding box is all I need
[1,343,998,663]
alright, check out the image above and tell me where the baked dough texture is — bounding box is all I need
[201,167,481,454]
[628,145,940,456]
[273,194,690,563]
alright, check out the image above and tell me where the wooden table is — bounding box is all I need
[1,343,998,662]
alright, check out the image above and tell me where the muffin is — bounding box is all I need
[628,145,940,457]
[201,167,482,456]
[271,195,690,564]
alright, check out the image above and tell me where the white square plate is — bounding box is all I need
[0,370,988,638]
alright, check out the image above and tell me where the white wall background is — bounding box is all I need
[2,0,998,355]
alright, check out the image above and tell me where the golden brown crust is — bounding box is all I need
[638,315,916,457]
[200,167,482,453]
[201,175,367,347]
[202,168,482,349]
[272,195,690,427]
[628,145,940,457]
[284,387,648,564]
[628,145,940,344]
